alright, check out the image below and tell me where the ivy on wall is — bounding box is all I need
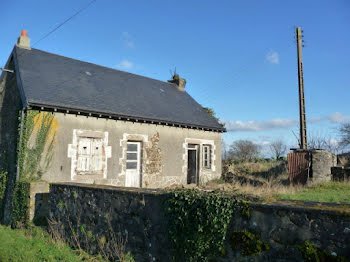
[17,110,59,182]
[6,110,59,226]
[166,189,239,262]
[0,171,7,219]
[11,181,30,227]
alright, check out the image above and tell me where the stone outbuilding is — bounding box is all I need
[0,31,225,190]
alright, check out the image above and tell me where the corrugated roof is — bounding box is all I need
[13,46,225,132]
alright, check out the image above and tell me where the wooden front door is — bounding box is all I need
[187,144,199,185]
[125,142,141,187]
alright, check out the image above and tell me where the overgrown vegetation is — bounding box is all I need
[298,241,348,262]
[278,182,350,204]
[11,182,30,227]
[229,230,270,256]
[166,189,239,261]
[0,225,105,262]
[48,214,135,262]
[217,160,350,204]
[18,110,58,182]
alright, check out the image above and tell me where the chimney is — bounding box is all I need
[168,73,186,92]
[16,30,31,50]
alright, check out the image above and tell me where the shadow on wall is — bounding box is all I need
[33,192,50,226]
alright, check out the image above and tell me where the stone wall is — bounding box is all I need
[49,183,172,262]
[332,166,350,182]
[0,56,23,224]
[49,183,350,262]
[310,150,337,183]
[29,181,50,223]
[223,201,350,261]
[338,152,350,167]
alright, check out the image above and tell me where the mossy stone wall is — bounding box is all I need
[48,183,350,262]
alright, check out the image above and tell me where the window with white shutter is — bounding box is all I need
[77,137,104,175]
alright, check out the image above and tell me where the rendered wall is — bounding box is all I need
[30,111,222,188]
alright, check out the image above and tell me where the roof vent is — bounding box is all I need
[16,30,31,50]
[168,73,186,92]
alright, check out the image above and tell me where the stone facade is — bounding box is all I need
[38,111,222,188]
[310,150,337,183]
[49,183,350,262]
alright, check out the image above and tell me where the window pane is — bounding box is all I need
[127,153,137,160]
[127,143,138,152]
[126,162,137,169]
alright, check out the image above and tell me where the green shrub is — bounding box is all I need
[11,182,30,227]
[166,189,239,261]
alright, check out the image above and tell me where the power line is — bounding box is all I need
[32,0,97,47]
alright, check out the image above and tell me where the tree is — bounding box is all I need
[228,140,260,161]
[339,123,350,148]
[307,132,341,154]
[202,106,225,128]
[269,139,287,159]
[203,107,220,122]
[221,139,228,161]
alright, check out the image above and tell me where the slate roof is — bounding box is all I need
[12,46,225,132]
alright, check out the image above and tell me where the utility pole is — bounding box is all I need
[296,27,307,150]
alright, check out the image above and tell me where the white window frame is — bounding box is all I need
[202,144,212,169]
[126,141,141,171]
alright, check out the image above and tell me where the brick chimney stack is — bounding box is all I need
[168,73,186,92]
[17,30,31,50]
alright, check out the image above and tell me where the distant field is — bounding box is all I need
[277,182,350,204]
[0,225,103,262]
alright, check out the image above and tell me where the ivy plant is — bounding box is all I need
[166,189,240,261]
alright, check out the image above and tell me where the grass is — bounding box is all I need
[278,182,350,204]
[0,225,104,262]
[218,160,350,205]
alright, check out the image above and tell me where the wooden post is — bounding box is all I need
[296,27,307,150]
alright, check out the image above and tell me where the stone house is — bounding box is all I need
[0,31,225,190]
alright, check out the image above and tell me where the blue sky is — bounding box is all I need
[1,0,349,155]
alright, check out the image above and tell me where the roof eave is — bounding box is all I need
[27,102,226,133]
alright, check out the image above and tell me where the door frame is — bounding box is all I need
[187,144,199,185]
[125,141,142,187]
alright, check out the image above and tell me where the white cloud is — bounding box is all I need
[117,60,133,69]
[308,112,350,124]
[327,112,350,123]
[221,112,350,133]
[265,50,279,64]
[121,32,134,48]
[222,118,297,132]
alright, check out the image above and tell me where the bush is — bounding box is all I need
[11,182,30,227]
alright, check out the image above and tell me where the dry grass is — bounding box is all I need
[210,160,304,201]
[211,160,350,204]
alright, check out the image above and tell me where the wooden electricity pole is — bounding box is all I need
[296,27,307,150]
